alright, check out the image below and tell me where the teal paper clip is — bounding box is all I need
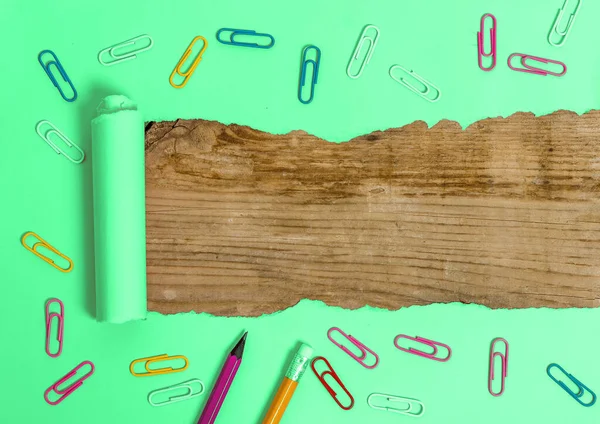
[216,28,274,49]
[38,50,77,102]
[148,378,205,407]
[547,363,596,407]
[548,0,582,47]
[298,45,321,104]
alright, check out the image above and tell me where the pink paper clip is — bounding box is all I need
[45,298,64,358]
[507,53,567,77]
[488,338,508,396]
[477,13,496,71]
[393,334,452,362]
[327,327,379,369]
[44,361,95,405]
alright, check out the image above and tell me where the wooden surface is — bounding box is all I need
[145,111,600,316]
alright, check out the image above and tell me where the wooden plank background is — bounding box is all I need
[145,111,600,316]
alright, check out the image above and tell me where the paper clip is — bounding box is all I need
[477,13,497,71]
[311,356,354,410]
[38,50,77,102]
[548,0,582,47]
[35,120,85,164]
[216,28,275,49]
[488,337,509,396]
[327,327,379,369]
[547,363,596,407]
[44,361,95,405]
[389,65,441,103]
[169,36,208,89]
[507,53,567,77]
[98,34,154,66]
[298,45,321,104]
[346,24,380,79]
[21,232,74,273]
[148,378,205,407]
[393,334,451,362]
[45,298,64,358]
[367,393,425,417]
[130,354,189,377]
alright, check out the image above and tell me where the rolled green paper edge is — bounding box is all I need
[92,95,147,323]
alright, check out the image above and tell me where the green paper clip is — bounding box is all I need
[148,379,205,407]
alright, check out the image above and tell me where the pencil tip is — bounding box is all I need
[231,331,248,358]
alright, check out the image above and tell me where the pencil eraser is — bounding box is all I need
[298,343,314,358]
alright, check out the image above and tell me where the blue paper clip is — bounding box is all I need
[38,50,77,102]
[547,363,596,407]
[298,45,321,104]
[216,28,275,49]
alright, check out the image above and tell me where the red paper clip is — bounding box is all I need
[327,327,379,369]
[45,298,64,358]
[477,13,496,71]
[394,334,452,362]
[488,338,509,396]
[44,361,95,405]
[507,53,567,77]
[311,356,354,410]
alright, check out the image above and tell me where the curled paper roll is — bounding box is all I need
[92,95,147,323]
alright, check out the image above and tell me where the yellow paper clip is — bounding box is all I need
[130,354,189,377]
[169,36,208,89]
[21,232,73,273]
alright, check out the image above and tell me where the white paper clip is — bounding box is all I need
[389,65,441,103]
[148,379,205,407]
[98,35,154,66]
[367,393,425,417]
[35,120,85,164]
[346,24,380,79]
[548,0,582,47]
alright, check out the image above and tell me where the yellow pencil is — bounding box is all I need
[263,343,313,424]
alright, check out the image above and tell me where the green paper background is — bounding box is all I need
[2,0,599,422]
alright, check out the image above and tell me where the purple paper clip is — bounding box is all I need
[393,334,452,362]
[44,361,95,405]
[477,13,497,71]
[488,338,509,396]
[327,327,379,369]
[507,53,567,76]
[45,298,64,358]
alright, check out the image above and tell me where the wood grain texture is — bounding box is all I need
[145,111,600,316]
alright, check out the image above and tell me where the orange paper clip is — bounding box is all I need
[169,36,208,88]
[311,356,354,410]
[130,354,189,377]
[21,231,73,272]
[44,361,95,405]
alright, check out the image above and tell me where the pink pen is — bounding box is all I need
[197,332,247,424]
